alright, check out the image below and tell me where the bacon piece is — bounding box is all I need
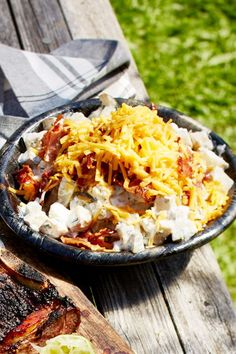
[39,168,57,194]
[112,171,124,186]
[86,152,96,170]
[15,165,39,201]
[183,190,191,206]
[16,165,34,184]
[128,177,142,187]
[135,185,155,202]
[87,228,119,249]
[81,153,96,174]
[61,228,119,251]
[203,170,213,182]
[15,164,58,201]
[55,113,64,123]
[39,115,66,162]
[61,237,99,251]
[177,154,193,178]
[113,167,154,202]
[126,183,155,203]
[77,178,86,188]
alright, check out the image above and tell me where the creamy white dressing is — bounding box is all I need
[18,181,212,251]
[42,117,56,130]
[190,131,213,150]
[67,205,92,230]
[211,166,234,193]
[18,131,46,165]
[171,123,193,147]
[18,148,41,165]
[58,178,76,207]
[151,196,197,242]
[114,220,145,253]
[199,147,229,169]
[40,218,68,239]
[23,131,46,150]
[110,186,151,212]
[66,112,89,122]
[216,144,226,157]
[88,93,117,119]
[21,201,48,232]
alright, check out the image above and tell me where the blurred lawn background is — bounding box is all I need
[111,0,236,302]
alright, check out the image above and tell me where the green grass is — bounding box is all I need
[111,0,236,302]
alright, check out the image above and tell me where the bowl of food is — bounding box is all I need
[0,95,235,265]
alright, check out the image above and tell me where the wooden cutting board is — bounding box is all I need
[0,221,133,354]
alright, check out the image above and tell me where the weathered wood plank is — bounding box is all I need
[77,265,184,354]
[154,247,236,353]
[59,0,148,100]
[8,0,48,52]
[59,0,126,40]
[9,0,71,52]
[0,0,19,48]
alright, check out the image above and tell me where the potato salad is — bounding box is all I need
[15,95,234,253]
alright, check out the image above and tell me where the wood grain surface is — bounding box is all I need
[0,1,236,353]
[155,247,236,353]
[9,0,71,52]
[0,0,19,48]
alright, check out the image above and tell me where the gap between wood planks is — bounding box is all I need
[6,0,24,48]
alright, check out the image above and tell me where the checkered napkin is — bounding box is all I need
[0,39,136,148]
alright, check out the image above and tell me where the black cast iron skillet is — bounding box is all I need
[0,98,235,266]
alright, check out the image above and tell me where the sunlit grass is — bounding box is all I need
[111,0,236,302]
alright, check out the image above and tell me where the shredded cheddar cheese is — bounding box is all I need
[48,103,229,230]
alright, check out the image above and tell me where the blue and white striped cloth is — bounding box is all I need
[0,39,135,118]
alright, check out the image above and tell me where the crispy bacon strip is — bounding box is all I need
[84,152,96,170]
[203,170,213,182]
[183,190,191,206]
[111,167,154,202]
[15,165,39,201]
[177,154,193,178]
[78,153,97,187]
[39,168,59,194]
[39,115,66,162]
[86,228,119,249]
[127,184,155,203]
[61,228,119,251]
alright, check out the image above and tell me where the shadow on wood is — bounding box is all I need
[0,219,191,309]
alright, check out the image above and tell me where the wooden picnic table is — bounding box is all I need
[0,1,236,353]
